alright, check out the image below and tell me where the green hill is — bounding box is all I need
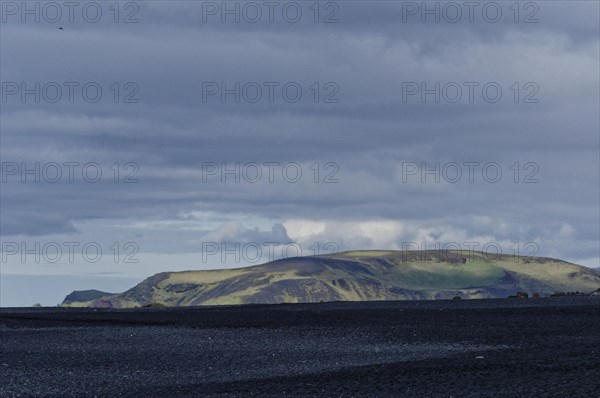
[62,251,600,308]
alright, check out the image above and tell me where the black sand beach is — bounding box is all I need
[1,297,599,397]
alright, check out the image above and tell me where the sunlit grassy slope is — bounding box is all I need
[63,250,600,308]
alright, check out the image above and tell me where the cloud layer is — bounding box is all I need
[1,1,598,305]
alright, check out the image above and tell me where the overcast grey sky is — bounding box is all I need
[1,1,599,306]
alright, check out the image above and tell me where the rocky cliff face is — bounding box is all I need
[62,290,113,306]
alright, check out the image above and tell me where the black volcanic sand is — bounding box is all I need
[1,297,599,397]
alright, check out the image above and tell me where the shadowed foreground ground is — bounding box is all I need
[1,297,599,397]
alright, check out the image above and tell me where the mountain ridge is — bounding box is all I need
[62,250,600,308]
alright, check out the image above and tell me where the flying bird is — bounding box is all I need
[58,27,64,30]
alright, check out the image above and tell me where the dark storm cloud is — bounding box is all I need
[1,0,598,271]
